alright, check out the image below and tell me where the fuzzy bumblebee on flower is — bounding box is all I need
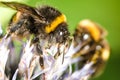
[0,1,110,80]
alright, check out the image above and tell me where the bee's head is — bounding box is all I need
[74,20,107,42]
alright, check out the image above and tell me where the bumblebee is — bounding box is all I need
[0,2,70,69]
[1,2,69,43]
[72,20,110,78]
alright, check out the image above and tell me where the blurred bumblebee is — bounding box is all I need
[72,20,110,78]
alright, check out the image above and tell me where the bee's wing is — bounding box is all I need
[1,2,37,14]
[0,2,46,23]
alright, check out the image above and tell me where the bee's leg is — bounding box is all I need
[54,44,65,64]
[35,43,46,80]
[5,33,11,39]
[31,37,44,68]
[54,47,60,59]
[35,43,44,69]
[31,36,44,68]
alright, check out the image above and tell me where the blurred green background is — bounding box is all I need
[0,0,120,80]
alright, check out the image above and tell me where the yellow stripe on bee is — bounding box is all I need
[78,20,106,42]
[45,14,66,33]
